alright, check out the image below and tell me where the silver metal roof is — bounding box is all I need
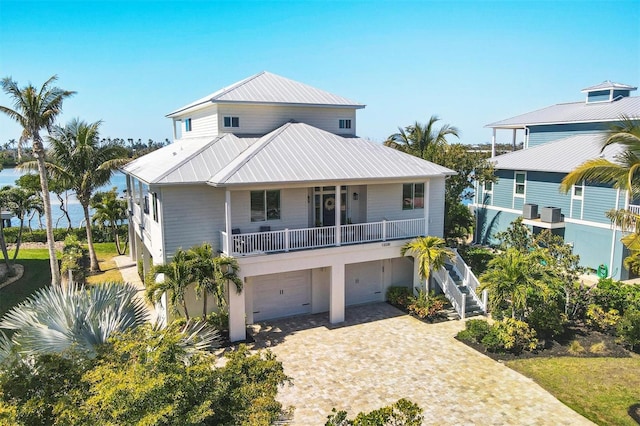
[491,133,625,173]
[209,122,455,186]
[123,122,455,186]
[486,96,640,128]
[167,71,365,117]
[581,80,637,92]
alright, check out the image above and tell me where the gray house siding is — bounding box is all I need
[527,123,608,148]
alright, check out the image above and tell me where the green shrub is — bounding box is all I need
[407,290,446,319]
[325,398,423,426]
[60,235,88,284]
[206,311,229,331]
[585,304,620,332]
[386,286,411,306]
[617,307,640,351]
[457,319,491,343]
[589,341,607,354]
[527,302,567,338]
[481,318,538,354]
[459,246,495,276]
[592,278,640,314]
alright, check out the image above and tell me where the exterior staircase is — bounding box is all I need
[432,248,487,320]
[444,264,484,318]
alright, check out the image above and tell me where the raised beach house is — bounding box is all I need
[123,71,468,341]
[473,81,640,280]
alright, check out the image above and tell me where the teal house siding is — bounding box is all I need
[563,223,627,280]
[513,197,524,210]
[475,208,521,246]
[582,183,619,224]
[492,170,514,209]
[570,198,582,219]
[524,172,570,215]
[528,123,608,148]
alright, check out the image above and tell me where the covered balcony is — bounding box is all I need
[220,218,425,256]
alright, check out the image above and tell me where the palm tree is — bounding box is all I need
[479,248,549,319]
[0,190,14,276]
[401,236,455,289]
[43,118,128,272]
[384,115,459,160]
[91,188,128,255]
[0,282,148,360]
[0,75,75,286]
[188,242,217,318]
[0,186,43,259]
[146,249,196,321]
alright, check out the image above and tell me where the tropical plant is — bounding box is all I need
[479,248,550,319]
[406,290,446,319]
[35,118,128,272]
[325,398,423,426]
[0,185,42,259]
[0,191,14,277]
[384,115,459,160]
[59,234,88,284]
[0,75,76,286]
[0,281,148,360]
[400,236,455,290]
[617,307,640,351]
[146,248,195,321]
[481,318,538,354]
[91,187,128,255]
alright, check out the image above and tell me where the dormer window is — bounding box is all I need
[224,116,240,128]
[185,118,192,132]
[582,81,637,104]
[339,119,352,129]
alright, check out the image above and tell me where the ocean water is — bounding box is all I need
[0,168,127,228]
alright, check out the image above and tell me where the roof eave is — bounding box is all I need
[485,116,637,129]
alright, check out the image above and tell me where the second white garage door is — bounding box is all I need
[345,260,383,306]
[252,270,311,322]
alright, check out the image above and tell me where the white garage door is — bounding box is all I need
[346,261,383,306]
[252,270,311,321]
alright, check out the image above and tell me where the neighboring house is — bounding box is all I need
[473,81,640,280]
[122,71,468,341]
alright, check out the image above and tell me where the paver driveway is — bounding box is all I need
[249,303,593,425]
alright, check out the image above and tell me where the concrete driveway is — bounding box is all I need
[250,303,593,425]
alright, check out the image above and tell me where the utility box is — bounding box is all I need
[523,203,539,220]
[540,207,562,223]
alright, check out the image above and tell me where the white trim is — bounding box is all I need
[609,189,621,278]
[483,181,493,206]
[512,171,526,209]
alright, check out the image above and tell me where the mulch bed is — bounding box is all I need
[456,324,634,362]
[387,302,452,324]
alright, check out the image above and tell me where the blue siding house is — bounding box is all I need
[473,81,640,280]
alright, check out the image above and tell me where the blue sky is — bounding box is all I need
[0,0,638,146]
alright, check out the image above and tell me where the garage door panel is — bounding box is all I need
[346,261,383,306]
[253,270,311,321]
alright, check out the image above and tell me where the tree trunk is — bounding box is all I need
[12,216,24,260]
[56,192,72,231]
[0,220,15,276]
[182,301,190,321]
[82,202,100,272]
[33,135,60,286]
[17,141,22,163]
[202,292,208,318]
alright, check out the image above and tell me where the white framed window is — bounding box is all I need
[224,116,240,128]
[152,192,159,222]
[572,182,584,200]
[185,118,192,132]
[339,119,352,129]
[251,190,280,222]
[484,181,493,194]
[402,183,424,210]
[513,171,526,197]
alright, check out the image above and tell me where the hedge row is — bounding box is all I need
[2,225,128,244]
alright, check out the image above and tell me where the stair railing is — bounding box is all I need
[449,248,487,313]
[432,266,467,319]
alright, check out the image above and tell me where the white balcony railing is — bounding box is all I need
[450,248,486,312]
[220,218,425,256]
[629,204,640,215]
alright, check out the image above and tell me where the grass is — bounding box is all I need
[0,242,124,318]
[507,356,640,425]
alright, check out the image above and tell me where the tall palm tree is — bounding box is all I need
[0,282,148,360]
[91,188,128,255]
[146,249,196,321]
[43,118,128,272]
[401,236,455,288]
[479,248,549,319]
[188,242,217,318]
[384,115,459,161]
[0,75,75,286]
[0,190,15,276]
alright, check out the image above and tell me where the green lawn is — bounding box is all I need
[0,243,120,318]
[507,356,640,426]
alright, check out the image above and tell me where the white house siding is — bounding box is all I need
[427,176,445,237]
[217,104,357,136]
[366,183,424,222]
[229,187,309,233]
[181,105,218,138]
[161,185,225,260]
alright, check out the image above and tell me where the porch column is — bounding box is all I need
[512,128,517,151]
[491,128,496,158]
[224,189,232,254]
[229,273,246,342]
[335,185,341,246]
[134,232,142,264]
[129,223,137,261]
[329,264,345,323]
[142,244,151,278]
[424,180,430,236]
